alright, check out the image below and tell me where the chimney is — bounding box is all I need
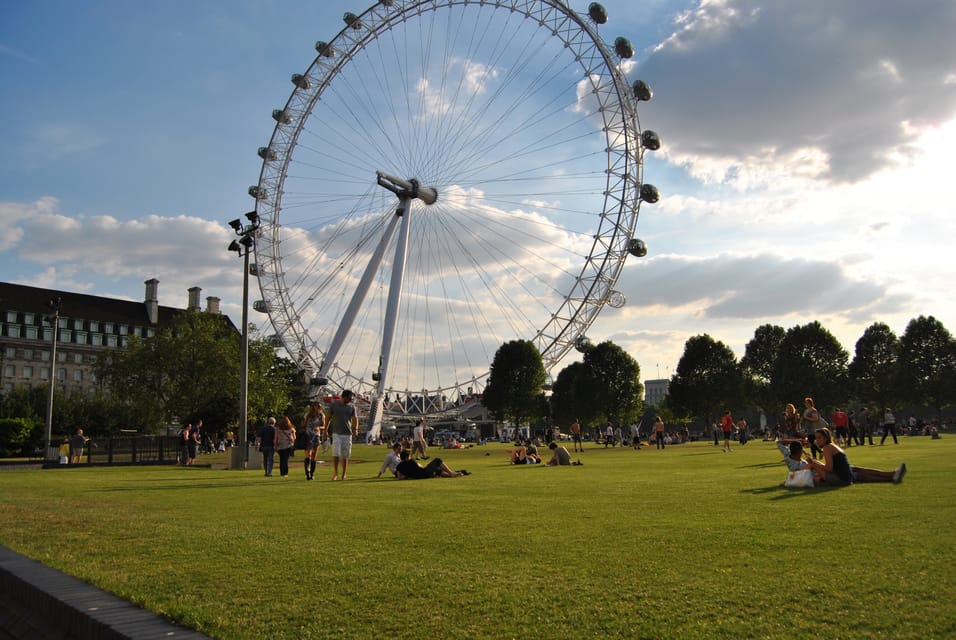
[205,296,221,315]
[187,286,202,311]
[144,278,159,325]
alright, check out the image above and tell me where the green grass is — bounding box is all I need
[2,437,955,639]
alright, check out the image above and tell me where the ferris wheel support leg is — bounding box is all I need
[316,213,402,382]
[368,194,413,440]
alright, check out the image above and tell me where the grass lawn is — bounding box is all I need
[1,436,954,639]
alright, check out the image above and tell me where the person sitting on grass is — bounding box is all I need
[546,441,579,466]
[511,440,541,465]
[775,436,823,484]
[395,450,470,479]
[804,428,906,486]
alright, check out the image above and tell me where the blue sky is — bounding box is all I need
[2,0,955,389]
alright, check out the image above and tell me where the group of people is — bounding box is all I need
[510,438,580,466]
[776,396,907,487]
[255,390,358,480]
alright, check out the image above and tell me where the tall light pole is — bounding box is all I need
[44,297,62,459]
[227,211,260,469]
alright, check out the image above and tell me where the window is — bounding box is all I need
[7,324,20,338]
[104,322,113,334]
[40,350,49,361]
[4,347,13,359]
[3,364,14,378]
[73,318,83,330]
[91,334,103,346]
[146,327,155,337]
[58,352,67,363]
[73,353,83,364]
[23,313,35,325]
[57,368,66,381]
[42,327,53,341]
[73,370,83,382]
[119,324,128,335]
[25,327,38,339]
[58,317,68,329]
[132,326,142,337]
[107,335,118,347]
[23,349,33,360]
[89,321,99,332]
[59,330,72,342]
[39,367,49,380]
[75,331,88,345]
[23,366,33,378]
[4,311,16,323]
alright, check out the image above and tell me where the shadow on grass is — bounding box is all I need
[744,483,845,500]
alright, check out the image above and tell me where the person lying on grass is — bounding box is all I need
[804,427,906,486]
[395,450,471,479]
[775,437,823,485]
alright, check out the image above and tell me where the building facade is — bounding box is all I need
[0,280,225,397]
[643,378,669,407]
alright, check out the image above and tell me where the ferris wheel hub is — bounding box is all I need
[376,171,438,205]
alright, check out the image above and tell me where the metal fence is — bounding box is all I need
[49,436,182,466]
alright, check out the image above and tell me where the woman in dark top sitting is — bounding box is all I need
[806,427,906,485]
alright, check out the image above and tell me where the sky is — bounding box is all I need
[2,0,955,389]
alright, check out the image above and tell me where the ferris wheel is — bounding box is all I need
[249,0,660,430]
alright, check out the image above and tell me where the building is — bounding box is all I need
[0,279,227,397]
[643,378,669,407]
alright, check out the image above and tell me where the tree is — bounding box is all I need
[550,361,596,428]
[848,322,900,410]
[580,341,643,426]
[95,312,294,433]
[771,322,848,410]
[740,324,786,417]
[667,334,742,425]
[897,315,956,419]
[481,340,547,425]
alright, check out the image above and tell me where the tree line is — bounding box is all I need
[479,315,956,434]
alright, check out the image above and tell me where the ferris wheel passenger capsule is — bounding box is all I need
[588,3,608,24]
[639,183,660,203]
[315,41,335,57]
[272,109,292,124]
[628,238,648,258]
[574,335,594,353]
[343,13,363,30]
[291,73,311,90]
[257,146,277,161]
[632,80,653,102]
[614,37,634,59]
[248,185,268,200]
[641,130,661,151]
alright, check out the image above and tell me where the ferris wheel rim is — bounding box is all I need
[251,0,648,410]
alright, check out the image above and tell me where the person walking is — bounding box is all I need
[570,418,583,452]
[858,406,874,445]
[720,410,734,452]
[256,417,277,477]
[411,418,428,460]
[302,401,326,480]
[275,416,297,477]
[881,407,899,445]
[69,428,90,464]
[654,416,665,449]
[328,390,358,480]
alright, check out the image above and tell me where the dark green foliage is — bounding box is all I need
[897,315,956,416]
[481,339,547,425]
[668,334,742,424]
[771,321,848,409]
[0,417,37,456]
[849,322,900,409]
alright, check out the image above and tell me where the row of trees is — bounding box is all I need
[481,339,644,429]
[0,311,308,454]
[668,315,956,426]
[478,315,956,434]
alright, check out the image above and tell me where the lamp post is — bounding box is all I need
[44,297,62,459]
[227,211,260,468]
